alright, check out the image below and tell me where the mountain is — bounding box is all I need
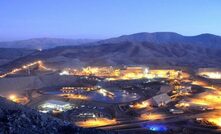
[98,32,221,48]
[1,32,221,69]
[0,96,110,134]
[0,38,98,49]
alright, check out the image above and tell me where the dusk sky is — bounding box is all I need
[0,0,221,41]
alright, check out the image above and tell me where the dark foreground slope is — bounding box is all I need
[0,97,112,134]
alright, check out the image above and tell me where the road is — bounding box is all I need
[96,110,221,133]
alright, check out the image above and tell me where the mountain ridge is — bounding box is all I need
[98,32,221,48]
[0,38,98,49]
[1,32,221,69]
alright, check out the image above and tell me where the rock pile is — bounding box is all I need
[0,97,114,134]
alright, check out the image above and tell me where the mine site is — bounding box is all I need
[0,58,221,133]
[1,1,221,134]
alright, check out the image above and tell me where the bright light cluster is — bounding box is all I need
[9,94,17,101]
[75,118,117,128]
[61,86,97,93]
[199,112,221,128]
[62,66,184,81]
[131,101,150,109]
[140,113,165,121]
[59,70,70,75]
[60,94,88,100]
[108,69,182,81]
[0,60,53,78]
[97,88,114,97]
[199,72,221,79]
[8,94,28,104]
[207,117,221,127]
[38,100,73,113]
[175,102,190,108]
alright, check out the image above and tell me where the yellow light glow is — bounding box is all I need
[8,94,28,104]
[61,94,88,100]
[0,60,53,78]
[188,91,221,109]
[200,112,221,128]
[75,118,117,128]
[140,113,165,120]
[66,67,187,81]
[207,117,221,127]
[148,70,178,79]
[132,101,150,109]
[191,80,219,90]
[175,102,190,108]
[199,72,221,79]
[9,94,16,101]
[82,67,99,75]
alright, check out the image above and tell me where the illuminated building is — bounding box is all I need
[77,112,98,118]
[38,100,72,113]
[59,70,70,75]
[199,72,221,79]
[62,66,186,81]
[121,66,147,74]
[119,66,148,80]
[74,67,119,77]
[175,100,190,108]
[148,69,178,79]
[60,86,97,93]
[104,66,149,80]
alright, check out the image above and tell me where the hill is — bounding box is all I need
[1,32,221,69]
[0,38,98,49]
[0,48,36,67]
[98,32,221,48]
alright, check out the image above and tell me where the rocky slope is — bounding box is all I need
[0,97,112,134]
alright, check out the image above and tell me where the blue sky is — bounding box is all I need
[0,0,220,41]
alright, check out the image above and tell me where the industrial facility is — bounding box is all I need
[1,61,221,133]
